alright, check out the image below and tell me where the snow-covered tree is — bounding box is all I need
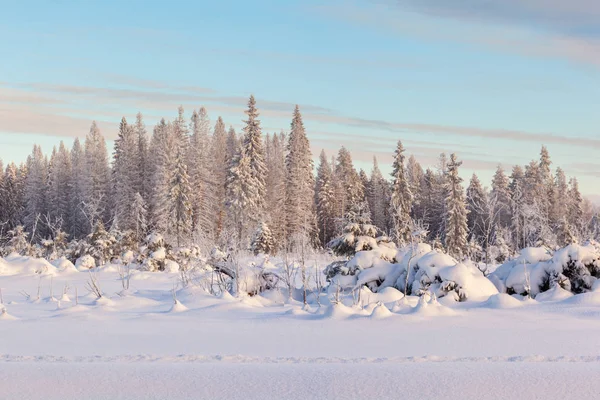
[315,150,336,247]
[250,222,276,255]
[568,177,584,239]
[389,141,413,246]
[211,116,228,237]
[112,117,138,231]
[24,145,48,240]
[169,154,193,247]
[188,107,214,238]
[47,141,72,233]
[0,163,24,232]
[466,173,488,243]
[131,192,148,243]
[134,113,150,203]
[490,165,511,229]
[368,157,390,233]
[265,132,286,247]
[83,122,111,226]
[225,95,267,245]
[69,138,88,239]
[284,106,315,249]
[334,147,363,230]
[444,153,469,259]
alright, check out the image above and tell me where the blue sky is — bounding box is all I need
[1,0,599,199]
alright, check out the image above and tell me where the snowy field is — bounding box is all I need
[2,256,600,399]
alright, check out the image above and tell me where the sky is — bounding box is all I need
[1,0,599,201]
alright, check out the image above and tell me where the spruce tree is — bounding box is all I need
[225,95,267,245]
[83,121,111,227]
[466,173,488,244]
[24,145,49,240]
[69,138,88,238]
[315,150,336,247]
[368,157,390,234]
[211,116,228,237]
[284,106,315,249]
[389,141,413,246]
[444,153,469,259]
[169,154,193,247]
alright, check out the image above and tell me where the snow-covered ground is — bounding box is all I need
[2,257,600,399]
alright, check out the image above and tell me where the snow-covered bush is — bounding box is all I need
[75,254,96,271]
[490,243,600,296]
[326,242,498,302]
[139,233,172,272]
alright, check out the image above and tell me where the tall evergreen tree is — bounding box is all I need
[466,173,488,243]
[112,117,138,231]
[47,141,72,233]
[490,166,511,229]
[315,150,336,247]
[284,106,315,249]
[389,141,413,246]
[169,154,193,247]
[188,107,214,238]
[69,138,88,238]
[444,153,469,259]
[265,132,286,246]
[225,95,267,245]
[83,121,111,228]
[24,145,49,240]
[211,116,228,237]
[368,157,390,233]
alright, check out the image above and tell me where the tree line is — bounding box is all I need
[0,95,598,262]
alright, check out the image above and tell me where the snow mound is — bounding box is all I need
[0,255,57,276]
[561,292,600,306]
[0,308,17,320]
[323,303,355,320]
[370,303,392,319]
[51,257,78,273]
[482,294,523,309]
[535,285,573,302]
[169,300,188,313]
[164,260,180,273]
[94,297,115,307]
[75,255,96,271]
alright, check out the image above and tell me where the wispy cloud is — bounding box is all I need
[315,1,600,67]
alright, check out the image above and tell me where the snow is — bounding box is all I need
[2,254,600,398]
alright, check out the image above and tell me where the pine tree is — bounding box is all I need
[250,222,276,255]
[466,173,488,244]
[131,192,148,243]
[169,154,193,247]
[69,138,88,238]
[83,121,111,227]
[567,177,584,240]
[0,163,24,232]
[225,95,267,245]
[265,132,286,247]
[47,141,72,232]
[315,150,336,247]
[490,166,511,229]
[24,145,48,240]
[444,153,469,259]
[211,116,228,237]
[406,155,424,222]
[134,113,150,203]
[334,147,362,230]
[284,106,315,250]
[148,119,176,234]
[509,165,525,250]
[389,141,413,246]
[368,157,390,233]
[112,117,138,231]
[188,107,214,238]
